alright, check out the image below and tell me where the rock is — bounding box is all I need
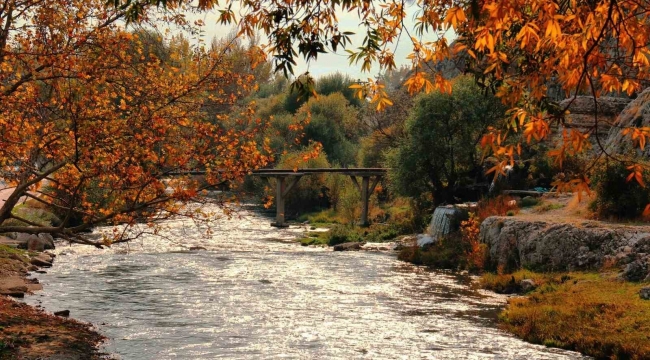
[416,234,437,248]
[189,246,207,251]
[14,233,54,251]
[520,279,537,292]
[27,237,45,251]
[0,235,24,248]
[480,216,650,272]
[605,88,650,156]
[1,291,24,298]
[559,96,631,147]
[54,310,70,317]
[640,287,650,300]
[37,233,55,249]
[15,233,39,249]
[621,260,649,282]
[333,242,364,251]
[30,254,53,268]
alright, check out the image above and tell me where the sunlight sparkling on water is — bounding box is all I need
[25,206,588,359]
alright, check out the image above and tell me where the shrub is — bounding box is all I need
[519,196,540,208]
[591,158,650,220]
[476,195,518,221]
[326,225,362,246]
[461,213,487,270]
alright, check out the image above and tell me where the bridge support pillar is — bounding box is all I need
[269,175,302,228]
[350,175,382,227]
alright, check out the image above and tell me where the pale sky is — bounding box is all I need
[182,3,442,80]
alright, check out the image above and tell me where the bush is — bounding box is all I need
[326,225,362,246]
[475,195,518,221]
[591,159,650,220]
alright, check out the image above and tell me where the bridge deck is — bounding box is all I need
[168,168,387,176]
[168,168,388,227]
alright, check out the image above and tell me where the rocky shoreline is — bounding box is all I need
[0,238,104,359]
[481,216,650,280]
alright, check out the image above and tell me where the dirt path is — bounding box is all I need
[515,192,650,231]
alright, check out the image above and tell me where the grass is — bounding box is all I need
[296,201,419,247]
[298,231,330,246]
[520,197,541,208]
[534,202,565,213]
[481,271,650,359]
[0,245,28,259]
[296,208,343,227]
[298,222,415,247]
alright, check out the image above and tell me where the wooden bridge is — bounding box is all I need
[253,168,387,227]
[170,168,387,227]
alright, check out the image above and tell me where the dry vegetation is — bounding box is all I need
[0,296,104,359]
[482,271,650,359]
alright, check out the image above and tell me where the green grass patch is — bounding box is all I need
[0,245,27,258]
[484,271,650,359]
[397,233,487,272]
[298,231,330,246]
[298,222,414,247]
[519,197,541,208]
[296,209,342,227]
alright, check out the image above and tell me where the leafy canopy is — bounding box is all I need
[0,0,271,245]
[114,0,650,192]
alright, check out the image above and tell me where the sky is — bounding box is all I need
[183,3,428,80]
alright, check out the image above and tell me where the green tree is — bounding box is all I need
[316,72,363,108]
[387,76,506,206]
[297,93,361,166]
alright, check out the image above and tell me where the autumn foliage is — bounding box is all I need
[116,0,650,196]
[0,0,272,245]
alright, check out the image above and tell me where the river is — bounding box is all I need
[25,206,587,359]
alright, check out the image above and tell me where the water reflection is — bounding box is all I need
[26,207,587,359]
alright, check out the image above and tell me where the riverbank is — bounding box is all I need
[396,193,650,359]
[482,270,650,359]
[0,245,104,359]
[21,208,585,359]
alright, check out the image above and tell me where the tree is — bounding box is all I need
[116,0,650,192]
[297,93,361,166]
[0,0,271,246]
[387,76,506,205]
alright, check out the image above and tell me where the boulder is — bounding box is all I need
[333,242,364,251]
[54,310,70,317]
[640,287,650,300]
[27,237,45,251]
[620,259,649,282]
[559,96,631,145]
[38,233,55,249]
[606,88,650,156]
[15,233,54,251]
[480,216,650,273]
[189,246,207,251]
[30,254,53,267]
[520,279,537,292]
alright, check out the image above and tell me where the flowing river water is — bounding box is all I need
[24,206,587,359]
